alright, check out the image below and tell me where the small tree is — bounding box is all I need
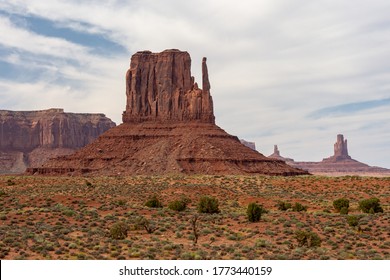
[145,195,163,208]
[358,198,383,213]
[136,216,159,234]
[333,198,350,213]
[247,203,267,222]
[295,230,321,247]
[109,222,128,240]
[197,196,220,214]
[190,215,200,245]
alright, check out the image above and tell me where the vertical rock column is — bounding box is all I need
[122,49,215,123]
[334,134,351,159]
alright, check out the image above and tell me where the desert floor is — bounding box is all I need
[0,174,389,260]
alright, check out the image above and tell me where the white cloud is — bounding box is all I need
[0,17,90,59]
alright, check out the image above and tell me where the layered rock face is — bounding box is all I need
[0,109,115,173]
[30,50,308,176]
[122,50,214,123]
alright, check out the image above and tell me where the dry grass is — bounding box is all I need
[0,174,389,260]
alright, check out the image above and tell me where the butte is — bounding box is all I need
[28,49,308,176]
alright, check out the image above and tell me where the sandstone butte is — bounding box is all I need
[240,139,256,151]
[269,134,390,175]
[28,49,308,176]
[0,109,115,174]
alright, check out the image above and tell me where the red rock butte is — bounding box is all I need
[28,49,308,176]
[270,134,390,175]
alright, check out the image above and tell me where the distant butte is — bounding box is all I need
[269,135,390,175]
[240,139,256,151]
[28,49,308,176]
[0,109,115,174]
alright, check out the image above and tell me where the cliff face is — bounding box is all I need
[122,49,214,123]
[0,109,115,173]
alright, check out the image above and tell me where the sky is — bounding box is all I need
[0,0,389,168]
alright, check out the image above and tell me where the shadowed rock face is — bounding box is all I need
[0,109,115,173]
[122,49,214,123]
[29,50,308,176]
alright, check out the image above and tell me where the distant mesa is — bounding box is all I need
[28,49,308,176]
[240,139,256,150]
[269,134,390,175]
[0,109,115,174]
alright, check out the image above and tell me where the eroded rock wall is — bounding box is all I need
[0,109,115,173]
[122,49,214,123]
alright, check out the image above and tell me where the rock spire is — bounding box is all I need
[323,134,352,162]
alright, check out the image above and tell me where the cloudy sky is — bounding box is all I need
[0,0,389,168]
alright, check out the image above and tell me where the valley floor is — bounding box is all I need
[0,175,389,260]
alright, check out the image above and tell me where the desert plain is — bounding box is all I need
[0,174,389,260]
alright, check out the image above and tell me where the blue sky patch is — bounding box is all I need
[308,98,390,119]
[0,10,127,56]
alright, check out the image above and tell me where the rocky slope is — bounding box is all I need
[30,49,308,176]
[0,109,115,173]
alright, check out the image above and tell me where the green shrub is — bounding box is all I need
[109,222,128,240]
[145,195,163,208]
[168,200,187,212]
[347,215,360,227]
[333,198,349,213]
[197,196,220,214]
[6,179,15,186]
[292,202,307,212]
[277,201,291,211]
[340,207,349,215]
[85,180,93,187]
[358,198,383,213]
[113,199,126,206]
[247,203,267,222]
[295,230,321,247]
[168,196,190,212]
